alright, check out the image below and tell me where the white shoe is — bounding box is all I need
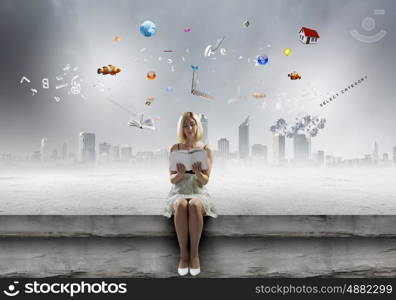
[178,267,189,276]
[189,268,200,276]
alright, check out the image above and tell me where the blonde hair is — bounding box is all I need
[177,112,203,143]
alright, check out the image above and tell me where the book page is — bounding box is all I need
[169,151,193,171]
[191,149,208,170]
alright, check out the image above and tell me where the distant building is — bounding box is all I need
[317,150,325,165]
[99,142,111,156]
[136,151,154,163]
[120,145,132,162]
[112,146,120,162]
[62,142,68,160]
[372,141,379,161]
[293,134,311,163]
[154,148,169,162]
[383,153,389,161]
[0,153,12,164]
[200,114,208,144]
[251,144,267,161]
[31,151,41,162]
[40,138,48,162]
[326,155,335,166]
[79,132,96,163]
[50,149,58,160]
[218,138,230,159]
[273,134,285,164]
[229,152,239,160]
[362,154,372,165]
[68,152,76,162]
[238,116,250,159]
[313,150,325,166]
[393,146,396,164]
[99,142,111,163]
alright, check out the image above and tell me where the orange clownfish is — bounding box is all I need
[97,65,121,75]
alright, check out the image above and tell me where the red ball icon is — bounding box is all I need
[147,71,156,80]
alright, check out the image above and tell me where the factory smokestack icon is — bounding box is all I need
[270,113,326,138]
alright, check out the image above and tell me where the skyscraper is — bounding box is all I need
[293,134,311,163]
[238,116,249,159]
[372,141,379,161]
[218,138,230,159]
[273,134,285,164]
[79,132,96,163]
[200,114,208,144]
[40,137,48,162]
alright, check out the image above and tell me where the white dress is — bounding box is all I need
[163,146,218,218]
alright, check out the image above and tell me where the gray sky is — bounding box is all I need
[1,0,395,159]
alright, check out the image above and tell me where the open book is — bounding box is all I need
[128,113,155,130]
[169,149,208,172]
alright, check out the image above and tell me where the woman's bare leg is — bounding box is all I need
[188,198,204,268]
[173,198,189,268]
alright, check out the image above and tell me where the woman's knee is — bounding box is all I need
[188,198,204,214]
[173,198,188,213]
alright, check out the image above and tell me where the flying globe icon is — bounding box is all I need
[257,55,269,65]
[140,21,157,37]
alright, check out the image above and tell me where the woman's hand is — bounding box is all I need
[192,162,202,174]
[176,163,186,176]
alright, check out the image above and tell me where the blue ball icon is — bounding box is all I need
[257,55,269,65]
[140,21,157,37]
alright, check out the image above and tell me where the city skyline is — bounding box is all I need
[2,127,395,166]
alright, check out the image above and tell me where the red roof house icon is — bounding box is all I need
[299,27,320,44]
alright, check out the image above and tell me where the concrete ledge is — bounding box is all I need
[1,215,396,277]
[0,215,396,238]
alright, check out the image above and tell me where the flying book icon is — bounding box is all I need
[191,70,214,100]
[128,113,155,130]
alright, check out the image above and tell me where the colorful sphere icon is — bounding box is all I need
[283,48,292,56]
[140,21,157,37]
[114,36,121,43]
[184,28,191,32]
[257,55,269,65]
[191,65,198,71]
[147,71,156,80]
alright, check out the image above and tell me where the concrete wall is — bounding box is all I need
[1,215,395,277]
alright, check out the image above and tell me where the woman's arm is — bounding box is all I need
[192,146,213,185]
